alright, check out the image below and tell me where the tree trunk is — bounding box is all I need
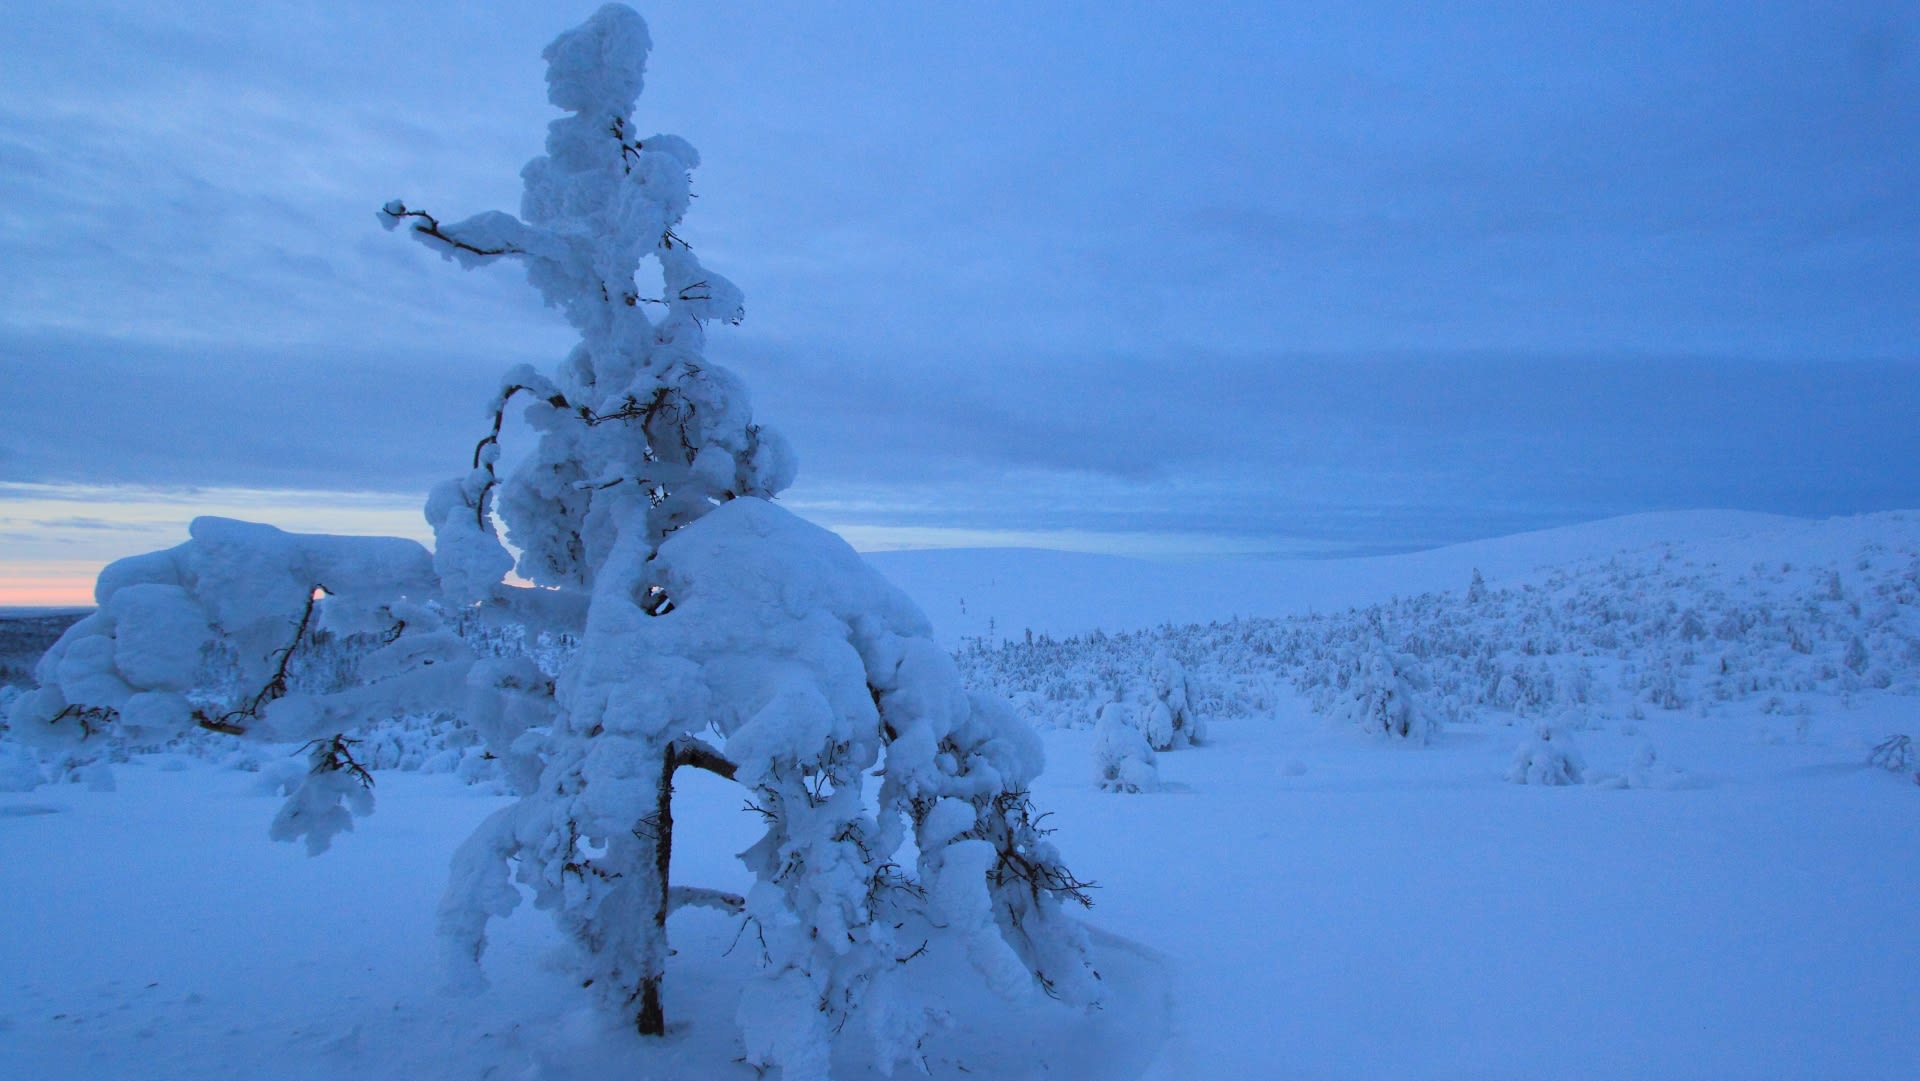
[634,739,738,1038]
[636,748,675,1037]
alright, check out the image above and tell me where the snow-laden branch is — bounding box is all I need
[670,737,737,780]
[194,583,327,736]
[377,202,525,260]
[667,885,745,914]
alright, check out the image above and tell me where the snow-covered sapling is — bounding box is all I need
[1467,567,1489,605]
[1844,635,1870,676]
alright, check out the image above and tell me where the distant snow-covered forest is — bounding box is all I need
[957,528,1920,737]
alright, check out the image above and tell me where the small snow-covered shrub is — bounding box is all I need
[1589,742,1690,791]
[1337,638,1435,743]
[1623,742,1661,789]
[1868,734,1915,772]
[1140,651,1205,750]
[1093,701,1159,793]
[1506,725,1585,786]
[0,738,43,792]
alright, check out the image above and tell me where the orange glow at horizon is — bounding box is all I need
[0,483,434,611]
[0,563,103,608]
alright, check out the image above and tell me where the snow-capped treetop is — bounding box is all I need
[541,4,651,116]
[382,1,788,593]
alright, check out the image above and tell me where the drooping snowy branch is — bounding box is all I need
[377,202,528,260]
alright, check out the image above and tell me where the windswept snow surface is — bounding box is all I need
[4,510,1919,1080]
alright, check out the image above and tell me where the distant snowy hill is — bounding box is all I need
[865,510,1915,644]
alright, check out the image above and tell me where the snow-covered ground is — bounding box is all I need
[4,510,1918,1080]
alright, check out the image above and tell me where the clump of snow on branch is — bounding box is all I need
[269,735,378,855]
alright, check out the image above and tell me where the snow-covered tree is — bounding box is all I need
[9,7,1097,1077]
[1844,634,1870,675]
[8,520,458,852]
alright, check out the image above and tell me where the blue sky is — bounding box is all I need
[3,1,1916,600]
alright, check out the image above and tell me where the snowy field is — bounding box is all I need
[4,510,1918,1080]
